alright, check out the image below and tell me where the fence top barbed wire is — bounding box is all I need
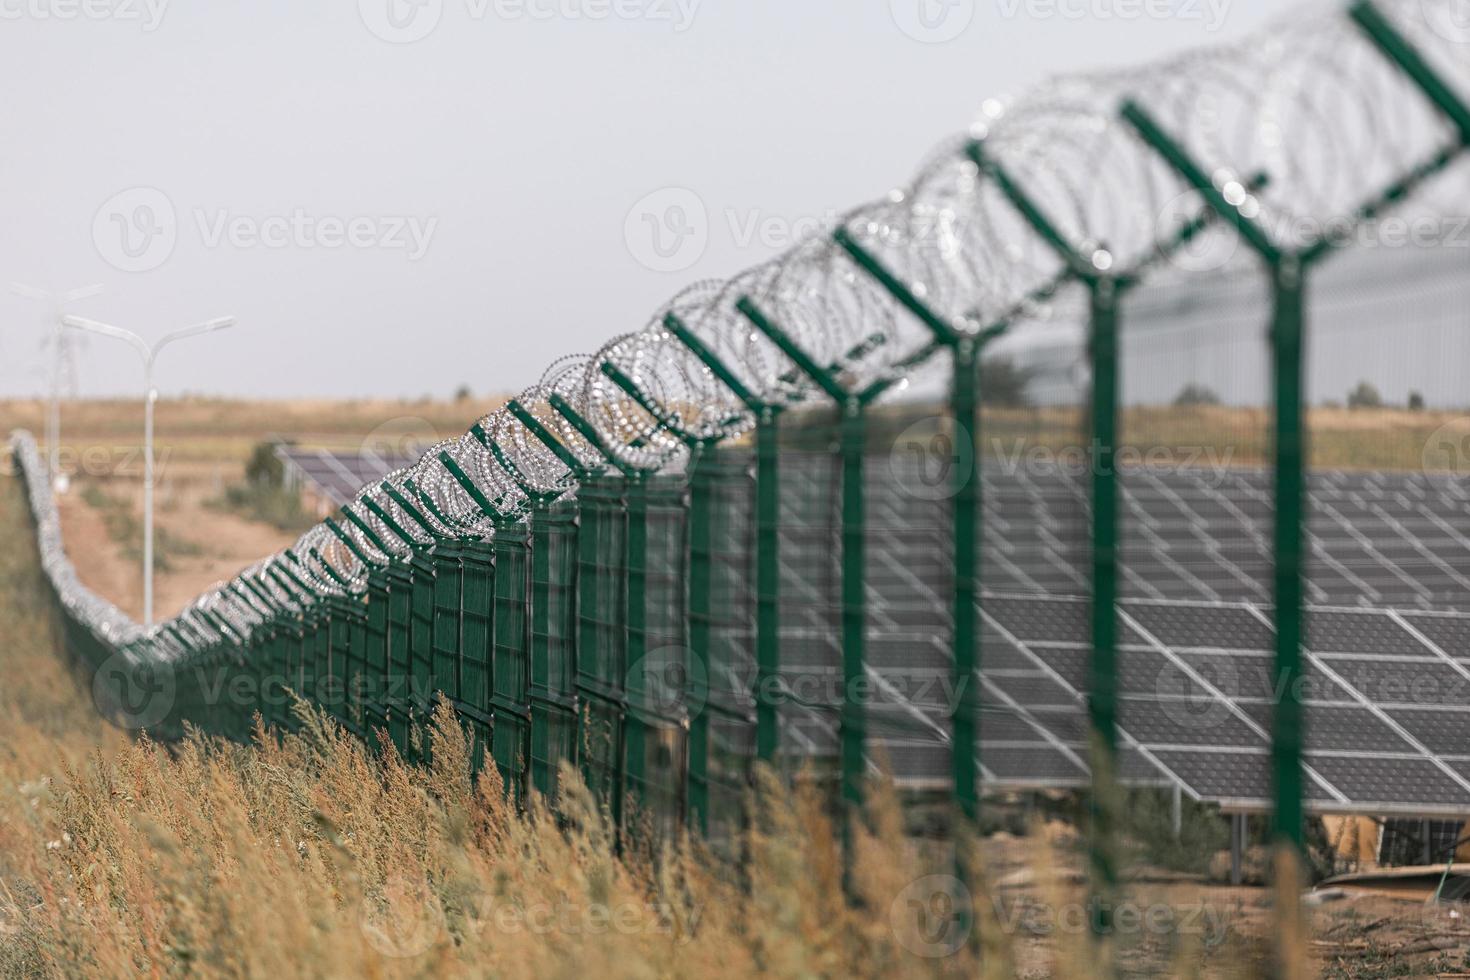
[11,0,1469,652]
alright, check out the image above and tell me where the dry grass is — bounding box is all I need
[0,472,1392,979]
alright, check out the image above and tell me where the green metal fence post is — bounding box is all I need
[506,400,592,801]
[548,392,647,840]
[833,227,992,822]
[662,314,781,780]
[736,295,903,877]
[597,363,706,832]
[439,450,516,776]
[1123,102,1310,868]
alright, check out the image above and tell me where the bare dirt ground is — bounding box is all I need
[2,395,505,621]
[981,826,1470,978]
[54,481,295,621]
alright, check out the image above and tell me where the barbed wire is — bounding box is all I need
[10,0,1468,655]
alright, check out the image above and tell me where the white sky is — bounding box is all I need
[0,0,1303,399]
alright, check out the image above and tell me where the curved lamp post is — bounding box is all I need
[61,313,236,626]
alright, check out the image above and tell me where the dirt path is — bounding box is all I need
[57,478,295,622]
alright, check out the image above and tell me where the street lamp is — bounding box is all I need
[11,283,104,492]
[61,313,237,626]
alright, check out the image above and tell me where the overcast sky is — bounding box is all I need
[0,0,1303,400]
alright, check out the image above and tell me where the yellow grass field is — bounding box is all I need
[3,399,1469,976]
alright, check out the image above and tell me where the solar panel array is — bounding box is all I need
[274,444,1470,814]
[277,447,418,508]
[748,456,1470,815]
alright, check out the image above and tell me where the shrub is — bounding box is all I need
[1172,383,1221,407]
[1347,381,1383,410]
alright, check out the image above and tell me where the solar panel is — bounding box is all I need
[277,447,418,507]
[269,444,1470,813]
[757,454,1470,815]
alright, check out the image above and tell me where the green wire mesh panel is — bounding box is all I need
[865,358,958,806]
[254,628,277,731]
[431,541,465,711]
[776,409,843,787]
[408,551,436,735]
[530,503,579,801]
[1114,257,1273,821]
[459,539,495,774]
[309,608,331,722]
[362,572,392,751]
[329,594,364,738]
[976,303,1095,794]
[576,474,627,813]
[690,450,756,842]
[289,614,309,724]
[624,474,690,836]
[384,565,414,755]
[347,592,369,738]
[492,524,532,797]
